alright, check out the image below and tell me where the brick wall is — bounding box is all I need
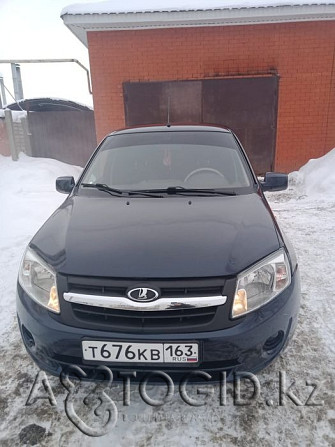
[87,21,335,172]
[0,119,10,156]
[13,121,26,155]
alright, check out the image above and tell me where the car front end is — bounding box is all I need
[17,125,301,382]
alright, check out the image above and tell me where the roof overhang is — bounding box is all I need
[61,4,335,47]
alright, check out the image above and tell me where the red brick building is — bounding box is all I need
[62,1,335,173]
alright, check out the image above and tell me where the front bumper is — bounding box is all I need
[16,269,300,383]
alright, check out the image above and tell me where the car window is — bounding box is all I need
[81,131,253,191]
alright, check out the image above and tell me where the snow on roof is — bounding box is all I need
[5,97,93,112]
[61,0,335,47]
[62,0,335,15]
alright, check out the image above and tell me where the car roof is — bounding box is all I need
[108,124,232,136]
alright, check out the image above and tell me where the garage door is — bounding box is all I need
[123,76,278,174]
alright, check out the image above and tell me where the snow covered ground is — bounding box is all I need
[0,151,334,446]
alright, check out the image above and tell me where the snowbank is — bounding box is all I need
[289,148,335,200]
[0,153,81,193]
[0,153,82,246]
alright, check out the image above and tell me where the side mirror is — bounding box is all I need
[56,176,75,194]
[260,172,288,192]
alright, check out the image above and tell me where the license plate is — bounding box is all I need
[82,341,199,364]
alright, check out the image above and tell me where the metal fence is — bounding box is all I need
[28,110,96,166]
[1,109,96,167]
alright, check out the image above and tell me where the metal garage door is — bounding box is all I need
[124,76,278,174]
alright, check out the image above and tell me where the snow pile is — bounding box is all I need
[61,0,335,16]
[0,153,82,247]
[288,148,335,200]
[0,154,82,335]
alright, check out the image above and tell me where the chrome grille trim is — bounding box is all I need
[63,292,227,311]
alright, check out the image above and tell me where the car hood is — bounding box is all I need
[30,193,280,278]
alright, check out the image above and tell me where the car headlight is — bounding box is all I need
[18,247,60,313]
[232,249,291,318]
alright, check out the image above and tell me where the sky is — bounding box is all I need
[0,0,94,107]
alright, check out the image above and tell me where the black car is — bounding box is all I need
[17,125,300,382]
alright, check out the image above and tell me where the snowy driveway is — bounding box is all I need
[0,153,334,446]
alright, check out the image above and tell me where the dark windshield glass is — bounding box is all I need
[81,131,254,191]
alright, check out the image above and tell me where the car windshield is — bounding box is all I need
[80,130,254,193]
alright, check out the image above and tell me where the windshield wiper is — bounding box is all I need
[81,183,124,196]
[81,183,163,198]
[135,187,237,196]
[126,191,164,198]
